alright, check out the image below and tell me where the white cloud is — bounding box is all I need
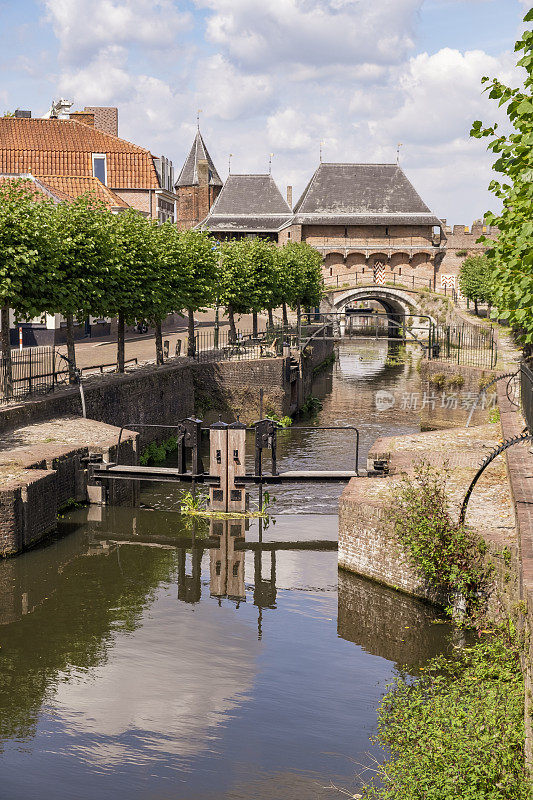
[379,48,517,145]
[267,108,314,151]
[198,0,423,68]
[38,0,526,223]
[196,54,274,120]
[44,0,191,64]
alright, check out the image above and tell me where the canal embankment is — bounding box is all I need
[0,339,333,556]
[339,332,533,773]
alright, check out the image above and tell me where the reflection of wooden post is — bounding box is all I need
[228,421,247,513]
[209,519,246,601]
[227,519,246,600]
[209,422,228,511]
[209,520,226,597]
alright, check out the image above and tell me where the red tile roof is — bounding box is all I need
[0,173,130,209]
[37,175,129,208]
[0,117,160,189]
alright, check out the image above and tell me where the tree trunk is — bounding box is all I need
[65,313,77,384]
[117,311,125,372]
[187,308,196,358]
[282,302,288,327]
[268,308,274,328]
[474,299,478,315]
[1,305,12,399]
[296,302,301,348]
[155,321,163,365]
[228,306,237,343]
[252,311,258,338]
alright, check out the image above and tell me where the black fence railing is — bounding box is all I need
[0,346,68,404]
[432,323,497,369]
[322,270,458,303]
[521,360,533,432]
[193,325,304,363]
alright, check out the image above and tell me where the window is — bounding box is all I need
[92,153,107,185]
[287,231,291,239]
[385,227,389,236]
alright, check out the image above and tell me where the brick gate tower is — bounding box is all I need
[174,129,222,228]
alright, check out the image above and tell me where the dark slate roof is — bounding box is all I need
[293,214,443,226]
[199,216,292,233]
[209,174,292,215]
[175,130,222,187]
[293,163,433,216]
[198,174,292,232]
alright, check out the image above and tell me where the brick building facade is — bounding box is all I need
[188,139,456,289]
[174,130,222,228]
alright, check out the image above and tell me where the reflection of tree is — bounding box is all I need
[337,569,461,673]
[0,544,177,745]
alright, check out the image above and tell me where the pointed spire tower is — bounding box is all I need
[174,129,223,228]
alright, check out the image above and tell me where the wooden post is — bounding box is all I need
[228,421,247,513]
[209,422,228,511]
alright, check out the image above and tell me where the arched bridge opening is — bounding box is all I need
[320,286,435,343]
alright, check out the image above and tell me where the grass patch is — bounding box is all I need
[139,436,178,465]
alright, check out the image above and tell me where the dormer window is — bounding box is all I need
[92,153,107,185]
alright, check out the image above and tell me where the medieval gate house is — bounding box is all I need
[175,129,475,293]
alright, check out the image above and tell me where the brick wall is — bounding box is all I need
[112,189,155,218]
[339,477,450,606]
[439,222,497,280]
[192,358,290,422]
[176,184,220,228]
[84,106,118,136]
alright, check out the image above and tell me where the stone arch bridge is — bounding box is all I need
[320,285,435,339]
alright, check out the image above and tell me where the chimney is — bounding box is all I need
[197,158,209,187]
[286,185,293,208]
[14,110,31,118]
[84,107,118,136]
[69,111,95,127]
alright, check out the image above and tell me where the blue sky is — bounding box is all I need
[0,0,529,223]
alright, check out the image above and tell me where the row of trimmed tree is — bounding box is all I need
[0,180,323,389]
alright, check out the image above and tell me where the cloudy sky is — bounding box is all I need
[0,0,528,223]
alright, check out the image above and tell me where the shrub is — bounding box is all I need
[363,631,528,800]
[387,462,491,616]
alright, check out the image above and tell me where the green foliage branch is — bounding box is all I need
[362,630,528,800]
[470,8,533,342]
[387,462,491,617]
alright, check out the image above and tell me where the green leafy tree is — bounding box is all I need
[458,254,493,315]
[0,179,57,394]
[275,242,323,326]
[471,8,533,342]
[156,226,218,359]
[107,209,160,372]
[220,238,276,341]
[52,196,116,380]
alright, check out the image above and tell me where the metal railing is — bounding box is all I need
[432,323,497,369]
[322,270,458,302]
[193,324,320,363]
[0,346,67,404]
[521,360,533,432]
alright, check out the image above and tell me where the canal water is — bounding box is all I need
[0,341,461,800]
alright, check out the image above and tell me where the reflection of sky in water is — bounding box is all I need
[0,341,454,800]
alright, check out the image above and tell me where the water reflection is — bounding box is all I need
[0,340,459,800]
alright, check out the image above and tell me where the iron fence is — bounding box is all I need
[0,346,68,404]
[322,270,458,302]
[521,360,533,432]
[193,325,308,363]
[432,323,497,369]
